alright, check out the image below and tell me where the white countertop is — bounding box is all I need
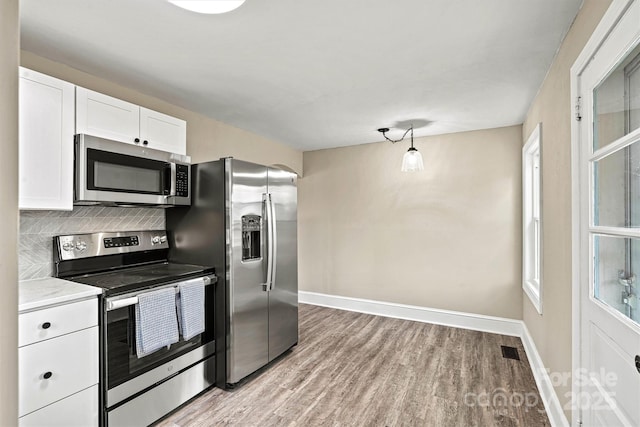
[19,277,103,313]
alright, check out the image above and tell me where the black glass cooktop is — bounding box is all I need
[68,262,215,296]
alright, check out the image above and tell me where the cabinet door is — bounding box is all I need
[76,87,140,145]
[139,107,187,154]
[19,68,75,211]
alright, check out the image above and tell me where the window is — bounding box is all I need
[523,123,542,314]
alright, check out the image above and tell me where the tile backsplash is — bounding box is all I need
[19,206,165,280]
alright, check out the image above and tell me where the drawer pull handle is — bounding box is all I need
[42,372,52,380]
[41,322,51,329]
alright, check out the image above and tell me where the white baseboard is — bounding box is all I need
[520,323,570,427]
[299,291,523,336]
[298,290,568,427]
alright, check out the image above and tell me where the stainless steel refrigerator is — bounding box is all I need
[166,158,298,386]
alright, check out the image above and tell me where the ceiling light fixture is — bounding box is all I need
[378,125,424,172]
[168,0,245,14]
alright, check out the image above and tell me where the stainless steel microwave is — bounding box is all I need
[75,134,191,206]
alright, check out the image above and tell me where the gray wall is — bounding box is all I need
[0,0,19,423]
[20,207,165,280]
[300,125,523,319]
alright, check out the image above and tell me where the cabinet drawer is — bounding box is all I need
[19,327,98,417]
[19,298,97,347]
[19,384,98,427]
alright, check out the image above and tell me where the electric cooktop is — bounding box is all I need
[68,262,215,294]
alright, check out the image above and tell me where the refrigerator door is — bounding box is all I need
[267,167,298,361]
[227,159,269,383]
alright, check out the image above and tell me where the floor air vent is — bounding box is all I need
[501,345,520,360]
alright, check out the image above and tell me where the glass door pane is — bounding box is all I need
[593,44,640,151]
[593,235,639,323]
[593,140,640,227]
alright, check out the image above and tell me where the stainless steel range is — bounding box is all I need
[54,230,217,427]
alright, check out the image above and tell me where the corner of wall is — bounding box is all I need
[0,0,19,423]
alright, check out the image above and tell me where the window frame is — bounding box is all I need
[523,123,543,314]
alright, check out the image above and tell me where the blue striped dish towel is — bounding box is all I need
[135,287,179,358]
[176,278,206,340]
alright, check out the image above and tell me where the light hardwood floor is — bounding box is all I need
[157,304,549,426]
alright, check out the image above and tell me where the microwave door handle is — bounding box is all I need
[166,163,177,197]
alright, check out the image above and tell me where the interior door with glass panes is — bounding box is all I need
[578,1,640,425]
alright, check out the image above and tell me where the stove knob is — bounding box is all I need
[160,236,167,244]
[62,242,75,252]
[151,236,161,245]
[76,241,87,251]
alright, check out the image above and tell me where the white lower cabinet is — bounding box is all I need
[19,385,98,427]
[18,298,97,347]
[19,327,98,416]
[19,298,99,426]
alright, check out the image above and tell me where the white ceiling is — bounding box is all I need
[20,0,583,151]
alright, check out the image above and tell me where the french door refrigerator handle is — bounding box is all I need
[262,193,274,292]
[270,193,277,289]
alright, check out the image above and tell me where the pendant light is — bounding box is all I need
[168,1,245,14]
[378,126,424,172]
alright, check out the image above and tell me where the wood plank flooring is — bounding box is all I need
[157,304,549,426]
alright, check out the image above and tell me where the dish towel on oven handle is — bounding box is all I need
[176,278,206,340]
[135,287,179,358]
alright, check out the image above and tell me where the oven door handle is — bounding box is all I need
[107,296,139,311]
[105,275,214,311]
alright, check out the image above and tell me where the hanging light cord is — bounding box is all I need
[378,126,414,147]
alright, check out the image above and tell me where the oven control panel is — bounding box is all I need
[55,231,170,261]
[104,236,139,248]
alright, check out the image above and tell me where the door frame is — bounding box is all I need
[570,0,636,425]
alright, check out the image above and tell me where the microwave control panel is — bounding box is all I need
[175,164,189,197]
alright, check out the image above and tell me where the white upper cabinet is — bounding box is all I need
[76,87,186,155]
[19,68,75,211]
[76,87,139,145]
[139,107,186,154]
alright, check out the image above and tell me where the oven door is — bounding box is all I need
[103,277,215,408]
[75,134,190,205]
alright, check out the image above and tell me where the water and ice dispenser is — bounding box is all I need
[241,215,261,261]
